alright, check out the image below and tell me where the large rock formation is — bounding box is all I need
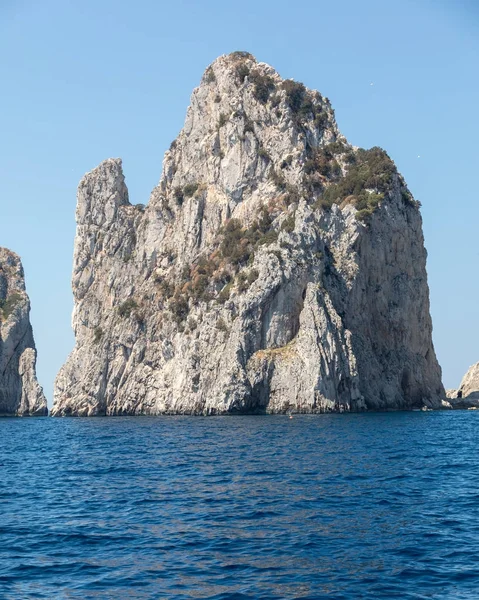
[52,52,445,416]
[0,248,47,415]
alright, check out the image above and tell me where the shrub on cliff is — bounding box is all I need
[258,146,270,161]
[118,298,138,318]
[318,146,394,216]
[313,111,328,130]
[218,282,233,304]
[229,51,254,60]
[281,213,296,233]
[174,187,184,206]
[249,70,275,104]
[216,317,228,332]
[235,62,250,83]
[220,219,246,263]
[0,292,22,319]
[282,80,319,122]
[205,66,216,83]
[184,183,199,198]
[283,80,306,113]
[169,295,189,323]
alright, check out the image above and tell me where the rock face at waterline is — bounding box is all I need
[0,248,47,415]
[52,52,445,416]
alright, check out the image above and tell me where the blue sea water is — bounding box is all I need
[0,412,478,599]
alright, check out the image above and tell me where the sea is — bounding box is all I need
[0,411,478,599]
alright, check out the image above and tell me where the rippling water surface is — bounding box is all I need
[1,412,479,599]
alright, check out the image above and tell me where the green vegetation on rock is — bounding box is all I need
[281,80,328,129]
[205,66,216,83]
[184,183,199,198]
[0,292,22,319]
[249,70,276,104]
[235,62,250,83]
[118,298,138,318]
[315,146,396,216]
[229,51,254,61]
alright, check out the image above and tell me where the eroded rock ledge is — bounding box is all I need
[0,248,47,416]
[52,52,445,416]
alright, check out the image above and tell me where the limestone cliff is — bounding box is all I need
[0,248,47,415]
[52,52,444,416]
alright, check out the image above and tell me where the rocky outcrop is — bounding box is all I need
[457,362,479,399]
[447,363,479,408]
[0,248,47,415]
[52,52,444,416]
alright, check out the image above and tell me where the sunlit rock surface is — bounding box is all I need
[52,52,444,416]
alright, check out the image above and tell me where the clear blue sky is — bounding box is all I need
[1,0,478,403]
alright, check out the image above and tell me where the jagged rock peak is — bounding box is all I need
[156,51,341,210]
[0,247,47,416]
[76,158,130,225]
[52,53,444,416]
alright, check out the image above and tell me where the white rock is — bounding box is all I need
[52,53,444,416]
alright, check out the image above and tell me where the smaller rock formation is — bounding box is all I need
[447,362,479,409]
[457,362,479,398]
[0,248,47,415]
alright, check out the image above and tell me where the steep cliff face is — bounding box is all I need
[0,248,47,415]
[52,52,444,416]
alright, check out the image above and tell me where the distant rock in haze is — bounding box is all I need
[0,248,47,416]
[52,52,445,416]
